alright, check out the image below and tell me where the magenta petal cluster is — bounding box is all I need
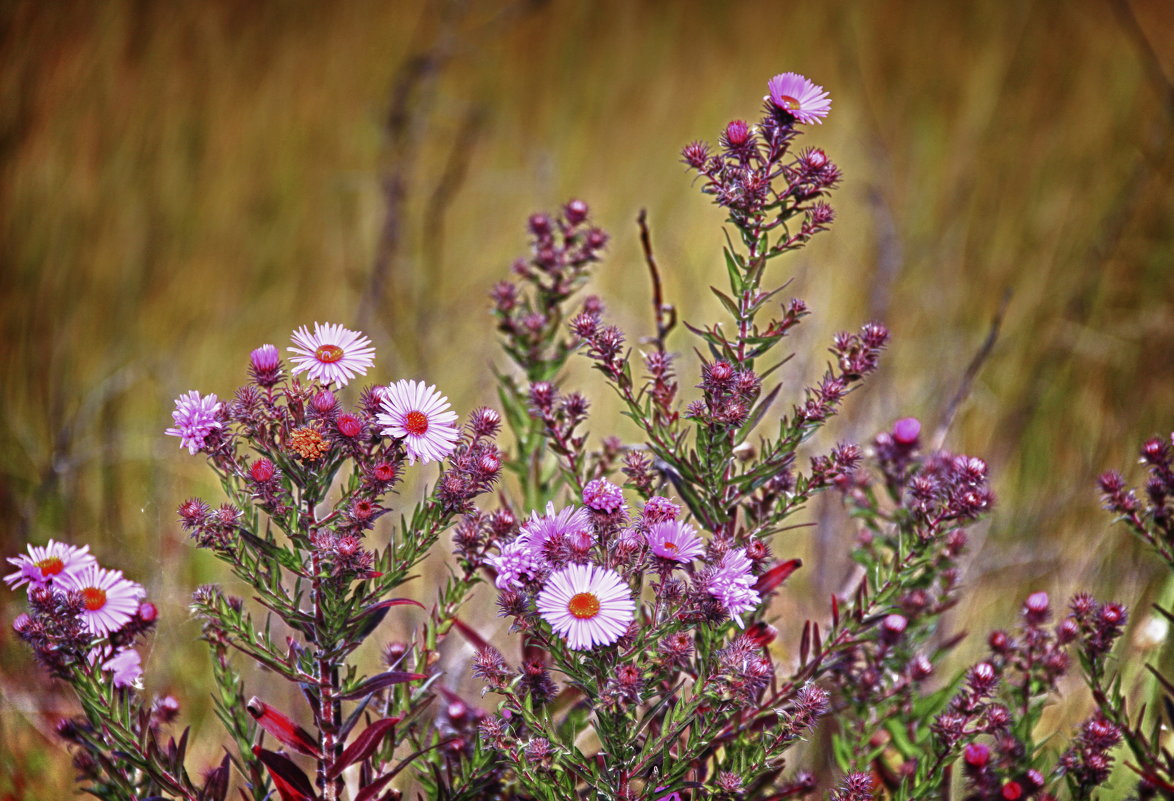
[707,548,761,627]
[767,72,831,124]
[165,391,223,455]
[4,539,97,591]
[537,564,635,650]
[100,647,143,688]
[645,520,704,563]
[582,478,626,513]
[288,322,376,387]
[58,565,146,637]
[376,379,461,464]
[488,539,543,590]
[520,502,595,556]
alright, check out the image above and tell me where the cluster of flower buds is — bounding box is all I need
[1099,431,1174,566]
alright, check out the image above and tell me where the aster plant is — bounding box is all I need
[7,321,507,801]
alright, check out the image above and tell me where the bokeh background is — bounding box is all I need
[2,0,1171,797]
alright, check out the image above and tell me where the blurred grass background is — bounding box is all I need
[1,0,1171,796]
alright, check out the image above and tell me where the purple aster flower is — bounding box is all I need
[249,344,283,387]
[58,565,146,638]
[165,391,222,455]
[582,478,625,513]
[645,521,704,563]
[707,548,762,627]
[519,502,595,557]
[376,379,460,465]
[641,496,681,524]
[767,72,831,124]
[537,564,635,650]
[4,539,97,592]
[288,322,375,387]
[488,539,543,590]
[99,647,143,689]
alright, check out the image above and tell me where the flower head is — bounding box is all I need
[58,565,146,638]
[376,379,460,464]
[519,502,595,558]
[645,521,704,563]
[582,479,625,514]
[767,72,831,124]
[165,391,222,454]
[488,539,543,590]
[100,647,143,689]
[249,344,282,387]
[5,540,98,592]
[288,322,375,387]
[707,548,762,627]
[537,564,635,650]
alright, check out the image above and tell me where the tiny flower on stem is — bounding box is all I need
[377,379,461,465]
[767,72,831,124]
[5,540,97,592]
[165,391,222,454]
[288,322,375,387]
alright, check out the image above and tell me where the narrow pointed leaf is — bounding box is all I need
[328,716,402,779]
[247,698,320,757]
[339,670,428,701]
[753,558,802,594]
[451,617,491,652]
[252,747,316,801]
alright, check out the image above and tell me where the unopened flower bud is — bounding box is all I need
[564,199,589,225]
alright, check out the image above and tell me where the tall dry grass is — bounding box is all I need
[1,1,1171,796]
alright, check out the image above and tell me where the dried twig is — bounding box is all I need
[636,209,676,351]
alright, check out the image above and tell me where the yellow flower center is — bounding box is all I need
[81,587,107,611]
[405,410,429,436]
[315,344,344,363]
[36,556,65,577]
[780,94,800,110]
[567,592,600,620]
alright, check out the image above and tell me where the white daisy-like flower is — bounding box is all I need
[767,72,832,125]
[537,564,635,650]
[58,565,146,638]
[288,322,376,387]
[376,379,460,465]
[4,539,98,591]
[645,520,705,563]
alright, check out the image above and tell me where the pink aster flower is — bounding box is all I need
[488,539,543,590]
[288,322,375,387]
[707,548,762,627]
[4,539,97,592]
[165,391,222,455]
[767,72,831,124]
[537,564,635,650]
[58,565,146,638]
[641,496,681,524]
[99,647,143,689]
[376,379,460,464]
[645,521,704,563]
[582,479,625,514]
[519,502,595,557]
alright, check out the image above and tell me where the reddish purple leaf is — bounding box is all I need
[247,697,320,757]
[338,670,428,701]
[252,746,317,801]
[753,558,802,594]
[450,617,490,652]
[327,716,402,779]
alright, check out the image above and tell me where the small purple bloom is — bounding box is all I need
[892,417,921,445]
[101,647,143,689]
[520,502,595,556]
[767,72,831,124]
[641,496,681,524]
[582,479,625,513]
[165,391,222,455]
[249,344,282,386]
[707,548,762,627]
[645,521,704,563]
[488,540,543,590]
[4,539,98,592]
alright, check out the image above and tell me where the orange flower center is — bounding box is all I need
[661,541,678,552]
[404,410,429,436]
[81,587,107,611]
[315,344,344,363]
[780,94,800,110]
[567,592,600,620]
[36,556,65,576]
